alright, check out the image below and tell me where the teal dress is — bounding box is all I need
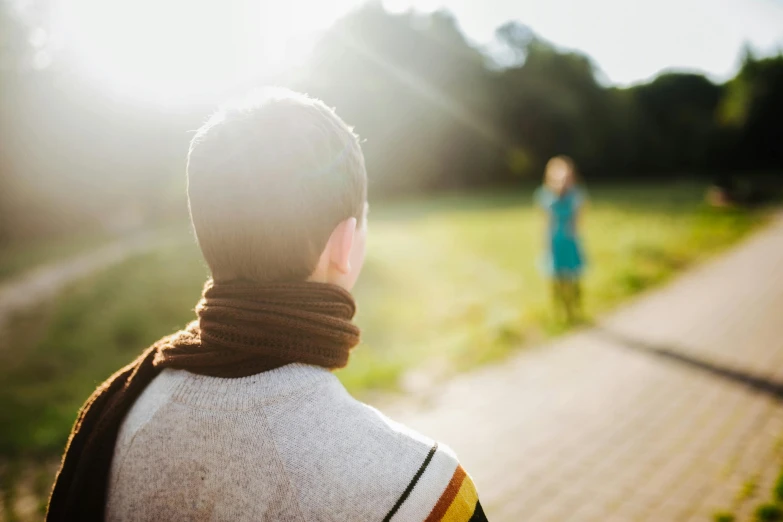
[535,186,585,278]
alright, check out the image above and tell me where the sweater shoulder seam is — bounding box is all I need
[258,401,310,522]
[168,376,334,412]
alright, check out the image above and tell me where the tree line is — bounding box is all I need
[1,2,781,242]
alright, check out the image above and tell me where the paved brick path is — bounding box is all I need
[384,215,783,521]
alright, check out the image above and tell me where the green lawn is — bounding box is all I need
[0,182,768,457]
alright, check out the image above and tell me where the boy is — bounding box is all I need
[47,89,487,521]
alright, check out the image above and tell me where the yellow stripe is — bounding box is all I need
[441,473,478,522]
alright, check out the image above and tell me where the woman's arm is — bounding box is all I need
[572,189,587,236]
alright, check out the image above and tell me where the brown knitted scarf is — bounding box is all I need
[46,280,360,522]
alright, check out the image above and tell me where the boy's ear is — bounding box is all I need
[329,217,357,275]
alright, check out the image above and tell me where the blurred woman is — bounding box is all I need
[534,156,586,323]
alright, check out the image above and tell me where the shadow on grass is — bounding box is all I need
[595,327,783,402]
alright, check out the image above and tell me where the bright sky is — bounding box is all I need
[48,0,783,104]
[386,0,783,85]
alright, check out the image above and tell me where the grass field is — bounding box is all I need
[0,182,768,461]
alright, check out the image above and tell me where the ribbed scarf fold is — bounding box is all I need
[46,280,361,522]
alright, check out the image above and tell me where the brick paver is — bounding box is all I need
[383,215,783,521]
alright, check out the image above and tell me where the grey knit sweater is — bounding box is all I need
[106,364,485,521]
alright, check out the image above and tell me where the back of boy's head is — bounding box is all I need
[187,89,367,283]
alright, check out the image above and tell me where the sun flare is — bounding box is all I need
[54,0,343,105]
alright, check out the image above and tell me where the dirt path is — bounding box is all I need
[0,233,160,335]
[384,213,783,521]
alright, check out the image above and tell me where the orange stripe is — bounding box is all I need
[441,474,478,522]
[424,465,467,522]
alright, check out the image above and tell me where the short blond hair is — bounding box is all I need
[187,89,367,283]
